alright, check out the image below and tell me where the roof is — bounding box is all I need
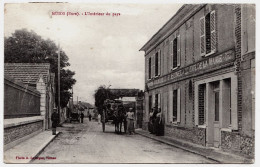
[109,89,140,97]
[4,75,41,95]
[4,63,51,85]
[74,101,94,109]
[140,4,205,53]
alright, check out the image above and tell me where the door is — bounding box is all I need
[213,89,220,148]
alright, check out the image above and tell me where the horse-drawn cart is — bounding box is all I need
[102,99,127,133]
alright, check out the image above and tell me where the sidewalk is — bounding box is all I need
[4,130,60,163]
[135,129,254,164]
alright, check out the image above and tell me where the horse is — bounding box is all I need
[114,106,127,133]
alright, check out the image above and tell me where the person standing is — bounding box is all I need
[126,108,135,135]
[80,112,84,123]
[51,108,59,135]
[155,108,163,136]
[88,113,92,121]
[148,108,154,133]
[152,106,158,134]
[97,113,101,124]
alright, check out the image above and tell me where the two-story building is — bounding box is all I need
[140,4,255,157]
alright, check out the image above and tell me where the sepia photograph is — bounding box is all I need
[2,1,256,164]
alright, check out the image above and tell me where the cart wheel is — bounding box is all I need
[102,110,105,132]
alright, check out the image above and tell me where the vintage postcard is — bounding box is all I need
[2,1,256,164]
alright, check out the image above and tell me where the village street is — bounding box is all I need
[32,119,215,164]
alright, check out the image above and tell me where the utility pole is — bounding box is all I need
[72,86,74,111]
[58,43,61,123]
[77,96,78,113]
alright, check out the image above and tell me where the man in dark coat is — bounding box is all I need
[88,114,92,121]
[80,112,84,123]
[51,108,59,135]
[152,106,158,134]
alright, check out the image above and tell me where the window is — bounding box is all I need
[195,74,238,129]
[155,93,161,109]
[198,84,206,125]
[170,36,180,69]
[155,52,158,76]
[172,90,178,122]
[173,38,178,68]
[149,95,152,112]
[148,57,151,79]
[213,82,220,121]
[169,88,180,123]
[155,94,158,108]
[200,10,216,56]
[223,78,231,126]
[214,91,220,121]
[189,80,193,100]
[155,50,161,77]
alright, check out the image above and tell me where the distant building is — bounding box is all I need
[140,4,255,157]
[75,101,95,118]
[5,63,56,130]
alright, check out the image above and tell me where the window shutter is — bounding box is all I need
[169,90,173,122]
[210,10,216,53]
[170,41,173,69]
[158,93,161,109]
[177,35,181,67]
[158,50,161,76]
[177,88,181,123]
[151,54,155,78]
[146,57,148,80]
[200,17,206,56]
[198,85,205,125]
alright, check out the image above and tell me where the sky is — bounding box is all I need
[4,3,183,104]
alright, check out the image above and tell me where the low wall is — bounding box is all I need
[221,130,254,157]
[164,125,206,146]
[4,116,43,150]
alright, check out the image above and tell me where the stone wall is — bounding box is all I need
[4,120,43,145]
[142,122,148,131]
[221,130,254,157]
[165,125,206,146]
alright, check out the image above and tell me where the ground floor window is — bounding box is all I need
[213,81,220,122]
[172,90,178,122]
[195,73,236,129]
[198,84,206,125]
[149,95,152,113]
[168,88,180,123]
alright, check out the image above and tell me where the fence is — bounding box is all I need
[4,76,41,118]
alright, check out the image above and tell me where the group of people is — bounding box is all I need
[51,106,136,136]
[149,106,164,136]
[51,108,94,135]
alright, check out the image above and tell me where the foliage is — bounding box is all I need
[4,29,76,108]
[94,85,116,114]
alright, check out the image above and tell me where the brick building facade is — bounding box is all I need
[140,4,255,157]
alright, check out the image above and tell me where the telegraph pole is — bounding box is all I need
[77,96,78,113]
[58,43,61,123]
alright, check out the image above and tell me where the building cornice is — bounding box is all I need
[140,4,206,56]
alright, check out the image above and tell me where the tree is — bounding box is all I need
[94,85,116,114]
[4,29,76,108]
